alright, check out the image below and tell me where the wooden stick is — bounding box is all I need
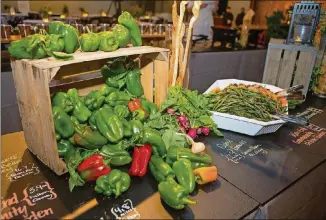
[178,1,202,86]
[172,1,189,86]
[168,0,178,86]
[61,198,98,219]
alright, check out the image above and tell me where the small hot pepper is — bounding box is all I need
[193,166,218,185]
[95,169,131,198]
[129,144,152,177]
[158,178,196,210]
[173,158,196,194]
[77,154,111,182]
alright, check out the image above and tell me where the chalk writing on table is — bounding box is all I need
[110,199,140,219]
[1,155,22,174]
[296,107,323,120]
[215,139,268,164]
[290,123,326,146]
[22,181,57,206]
[5,162,40,182]
[1,181,58,219]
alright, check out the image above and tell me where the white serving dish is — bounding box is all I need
[204,79,286,136]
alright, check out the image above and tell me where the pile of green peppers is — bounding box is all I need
[8,11,142,60]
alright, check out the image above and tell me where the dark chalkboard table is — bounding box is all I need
[1,95,326,219]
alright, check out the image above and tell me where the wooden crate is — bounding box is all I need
[11,46,169,175]
[262,39,317,96]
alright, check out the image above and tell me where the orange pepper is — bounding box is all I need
[193,166,218,185]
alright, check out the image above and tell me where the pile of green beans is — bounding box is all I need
[205,87,286,122]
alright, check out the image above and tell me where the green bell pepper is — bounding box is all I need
[141,99,158,117]
[67,88,92,123]
[49,21,64,35]
[126,69,144,97]
[57,139,74,158]
[98,31,119,52]
[112,24,131,48]
[158,178,196,210]
[52,106,75,138]
[94,107,124,143]
[100,145,132,166]
[104,91,130,106]
[99,84,118,96]
[8,38,33,59]
[27,34,48,59]
[80,27,99,52]
[166,146,212,166]
[58,24,79,54]
[149,155,175,183]
[118,12,142,46]
[70,116,80,126]
[47,34,65,52]
[130,120,143,134]
[84,91,105,111]
[142,128,167,157]
[95,169,131,197]
[73,124,108,150]
[173,159,196,194]
[51,92,74,113]
[121,118,132,137]
[132,109,147,122]
[88,110,98,131]
[114,105,130,118]
[101,57,128,78]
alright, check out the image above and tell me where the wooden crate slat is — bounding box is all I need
[154,52,169,108]
[277,50,298,89]
[33,68,67,175]
[262,48,283,85]
[141,58,154,102]
[293,51,317,96]
[269,38,317,52]
[28,46,169,69]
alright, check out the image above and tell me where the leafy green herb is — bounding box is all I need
[162,130,188,150]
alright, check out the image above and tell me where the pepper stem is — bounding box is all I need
[182,198,197,205]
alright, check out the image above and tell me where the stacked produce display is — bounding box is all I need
[8,11,142,60]
[51,55,221,210]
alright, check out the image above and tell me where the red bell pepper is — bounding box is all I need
[128,99,142,112]
[77,154,111,181]
[129,144,152,177]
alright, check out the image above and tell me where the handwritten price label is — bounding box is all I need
[1,155,22,174]
[111,199,140,219]
[6,163,40,181]
[22,181,57,206]
[290,124,326,146]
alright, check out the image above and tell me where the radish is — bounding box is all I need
[202,127,210,135]
[167,108,176,115]
[179,126,186,133]
[197,127,203,134]
[177,115,188,124]
[187,128,197,139]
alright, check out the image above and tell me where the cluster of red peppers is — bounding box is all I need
[77,144,152,182]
